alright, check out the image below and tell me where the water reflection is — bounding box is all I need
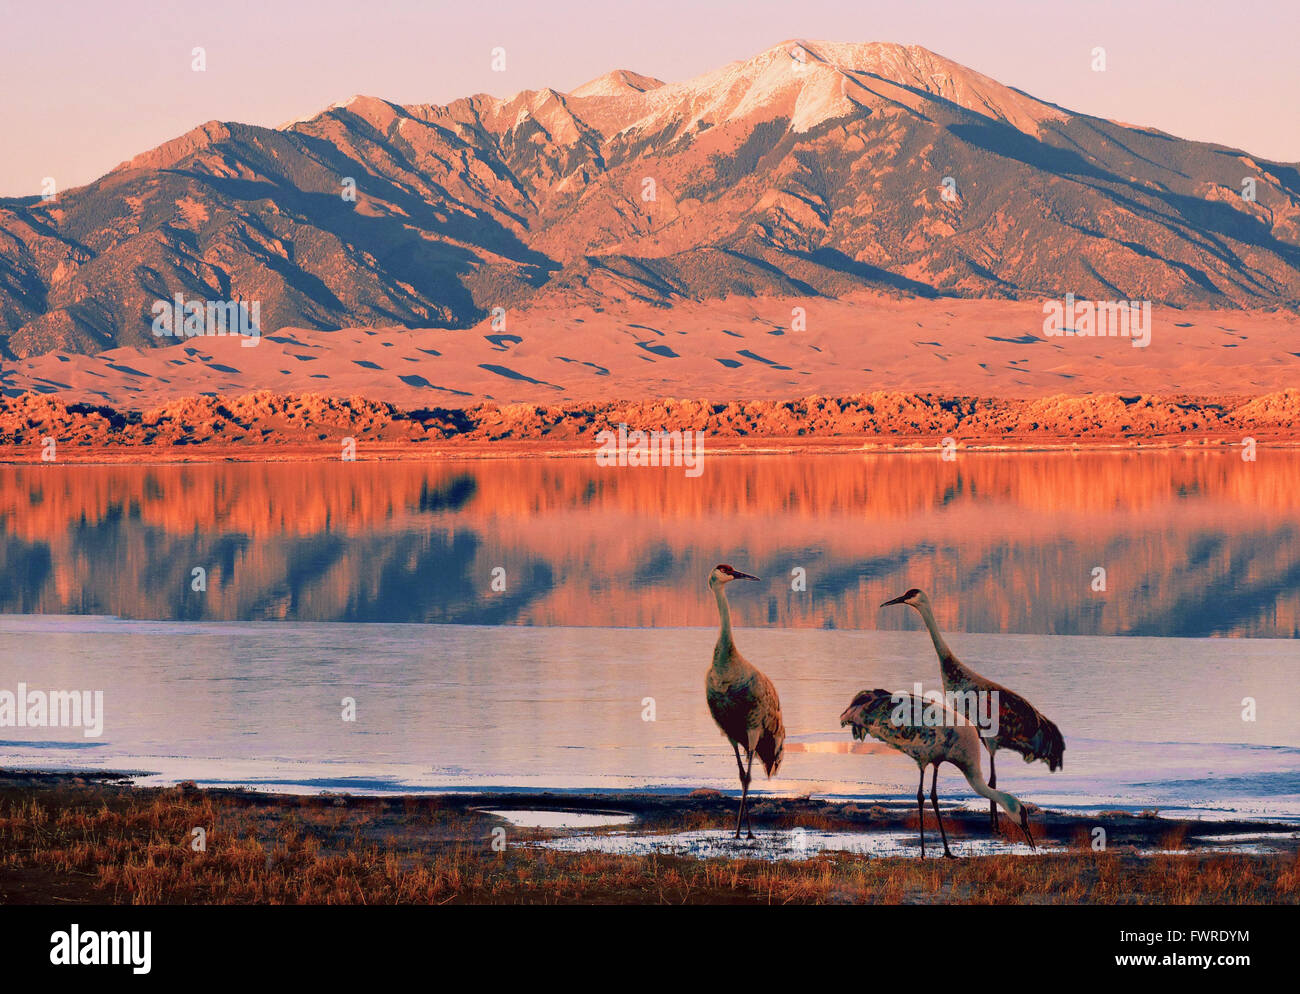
[2,452,1298,636]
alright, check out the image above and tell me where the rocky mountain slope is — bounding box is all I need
[2,40,1298,360]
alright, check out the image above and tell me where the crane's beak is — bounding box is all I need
[732,570,760,581]
[880,593,909,607]
[1019,810,1036,851]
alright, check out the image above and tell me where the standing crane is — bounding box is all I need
[881,588,1064,830]
[705,564,785,840]
[840,689,1036,858]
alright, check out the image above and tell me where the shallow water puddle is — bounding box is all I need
[1140,842,1286,855]
[531,828,1291,861]
[531,828,1052,860]
[480,808,636,829]
[1195,832,1299,845]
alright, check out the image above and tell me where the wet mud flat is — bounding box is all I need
[451,788,1300,858]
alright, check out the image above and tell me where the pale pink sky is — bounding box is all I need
[2,0,1297,197]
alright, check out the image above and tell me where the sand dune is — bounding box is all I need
[3,295,1297,408]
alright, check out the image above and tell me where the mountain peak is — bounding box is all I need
[662,39,1067,136]
[806,40,1068,134]
[111,120,234,174]
[571,69,665,98]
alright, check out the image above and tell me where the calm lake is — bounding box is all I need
[1,452,1297,818]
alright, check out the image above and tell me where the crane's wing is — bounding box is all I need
[750,669,785,777]
[839,689,898,741]
[955,659,1066,773]
[995,686,1065,771]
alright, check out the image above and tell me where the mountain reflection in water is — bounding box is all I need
[1,451,1297,637]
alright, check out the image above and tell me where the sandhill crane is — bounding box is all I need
[706,564,785,839]
[881,588,1064,830]
[840,689,1036,858]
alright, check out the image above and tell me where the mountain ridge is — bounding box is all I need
[2,39,1297,360]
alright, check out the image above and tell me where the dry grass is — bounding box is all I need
[1,783,1297,905]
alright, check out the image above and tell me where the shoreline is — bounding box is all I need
[8,766,1298,822]
[8,771,1298,838]
[6,437,1300,465]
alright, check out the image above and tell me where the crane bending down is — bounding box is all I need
[706,564,785,839]
[881,588,1065,830]
[840,689,1036,858]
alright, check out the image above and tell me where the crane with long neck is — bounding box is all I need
[882,588,1064,830]
[705,564,785,840]
[840,689,1036,858]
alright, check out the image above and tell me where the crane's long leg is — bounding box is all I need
[732,742,749,839]
[930,764,955,859]
[732,742,755,840]
[734,754,754,841]
[732,741,747,783]
[742,750,756,840]
[916,767,926,859]
[987,749,999,832]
